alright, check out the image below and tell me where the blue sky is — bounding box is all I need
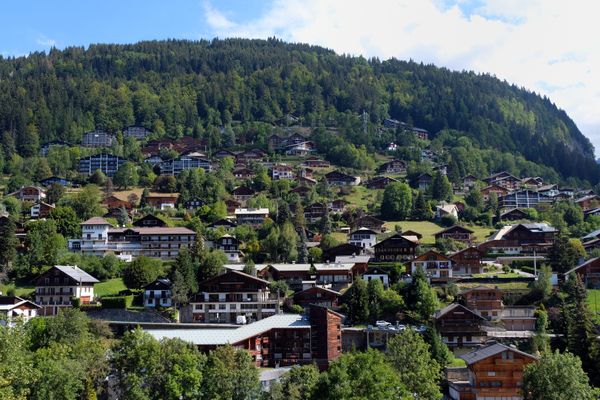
[2,0,600,153]
[0,0,269,56]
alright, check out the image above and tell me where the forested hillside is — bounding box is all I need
[0,37,597,183]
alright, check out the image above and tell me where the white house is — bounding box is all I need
[33,265,99,316]
[362,267,390,288]
[143,278,172,308]
[0,296,41,326]
[348,227,378,249]
[435,203,459,220]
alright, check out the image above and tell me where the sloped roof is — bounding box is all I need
[460,342,537,365]
[54,265,99,283]
[564,257,600,276]
[434,225,474,236]
[81,217,112,226]
[146,314,310,345]
[434,303,484,320]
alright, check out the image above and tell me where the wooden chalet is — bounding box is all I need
[133,214,167,227]
[417,173,432,190]
[102,195,133,210]
[373,234,418,262]
[449,343,537,400]
[449,247,484,275]
[232,186,256,202]
[293,286,340,309]
[225,199,242,215]
[434,225,475,244]
[322,243,363,262]
[233,167,256,180]
[433,303,487,348]
[499,208,530,221]
[364,176,397,190]
[378,159,406,175]
[459,286,504,320]
[290,185,312,196]
[145,193,178,210]
[411,250,453,281]
[575,195,600,211]
[351,215,385,233]
[324,170,360,186]
[480,184,509,201]
[564,257,600,288]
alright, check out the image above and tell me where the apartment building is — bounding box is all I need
[34,265,99,316]
[78,153,125,176]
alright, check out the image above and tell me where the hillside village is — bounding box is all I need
[2,113,600,398]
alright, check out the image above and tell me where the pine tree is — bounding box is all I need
[297,228,309,263]
[343,279,369,325]
[565,274,596,374]
[140,187,150,208]
[0,215,17,271]
[412,190,433,220]
[430,171,452,201]
[319,213,332,235]
[532,305,550,355]
[423,324,453,366]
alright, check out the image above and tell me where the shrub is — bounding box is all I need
[101,295,134,309]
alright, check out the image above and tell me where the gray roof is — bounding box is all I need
[54,265,99,283]
[145,314,310,345]
[460,343,537,365]
[583,229,600,241]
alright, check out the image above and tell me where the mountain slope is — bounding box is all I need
[0,38,597,182]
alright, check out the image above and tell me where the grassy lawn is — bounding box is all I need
[383,221,444,244]
[94,278,127,298]
[457,282,530,290]
[471,272,523,279]
[343,186,381,210]
[330,232,348,243]
[0,283,35,298]
[382,220,493,245]
[588,289,600,313]
[447,357,466,367]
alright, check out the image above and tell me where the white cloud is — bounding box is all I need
[202,0,600,154]
[36,35,56,47]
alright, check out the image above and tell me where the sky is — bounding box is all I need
[2,0,600,154]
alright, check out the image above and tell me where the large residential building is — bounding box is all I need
[448,343,538,400]
[145,193,179,210]
[148,306,343,370]
[0,296,41,326]
[348,227,377,249]
[434,303,487,348]
[235,208,270,227]
[82,130,115,147]
[498,189,553,210]
[159,154,212,175]
[78,153,125,176]
[324,170,360,186]
[34,265,99,316]
[411,250,454,281]
[478,223,557,255]
[7,186,47,202]
[188,271,279,324]
[449,247,484,275]
[373,234,419,262]
[123,126,150,140]
[68,217,196,260]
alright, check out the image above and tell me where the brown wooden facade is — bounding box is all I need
[374,234,418,262]
[450,247,484,275]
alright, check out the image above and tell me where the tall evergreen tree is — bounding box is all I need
[0,215,17,271]
[343,279,369,325]
[430,171,453,201]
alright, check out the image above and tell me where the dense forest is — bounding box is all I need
[0,37,598,183]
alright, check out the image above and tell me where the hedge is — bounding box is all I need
[101,295,134,309]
